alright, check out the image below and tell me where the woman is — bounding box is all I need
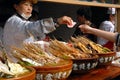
[97,8,116,50]
[3,0,74,61]
[73,6,96,42]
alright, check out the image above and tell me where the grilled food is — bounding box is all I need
[71,36,111,54]
[48,40,92,59]
[12,43,63,66]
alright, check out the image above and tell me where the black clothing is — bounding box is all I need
[73,23,97,42]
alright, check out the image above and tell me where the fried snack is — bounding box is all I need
[12,43,61,66]
[77,42,92,53]
[49,40,91,59]
[70,36,111,54]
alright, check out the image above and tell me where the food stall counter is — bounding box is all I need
[67,64,120,80]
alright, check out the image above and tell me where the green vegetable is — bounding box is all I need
[18,61,34,66]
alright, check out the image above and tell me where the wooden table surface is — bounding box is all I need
[67,64,120,80]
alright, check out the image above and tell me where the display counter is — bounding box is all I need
[67,63,120,80]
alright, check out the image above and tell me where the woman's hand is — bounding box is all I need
[79,24,93,34]
[57,16,75,28]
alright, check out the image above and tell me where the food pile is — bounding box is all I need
[8,36,114,76]
[48,36,112,60]
[12,43,73,80]
[0,58,30,79]
[12,43,67,66]
[70,36,111,54]
[48,39,92,59]
[11,36,113,65]
[2,36,112,79]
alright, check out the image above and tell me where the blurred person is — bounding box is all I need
[73,6,96,42]
[3,0,74,61]
[97,8,116,50]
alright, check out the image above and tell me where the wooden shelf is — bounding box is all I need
[39,0,120,8]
